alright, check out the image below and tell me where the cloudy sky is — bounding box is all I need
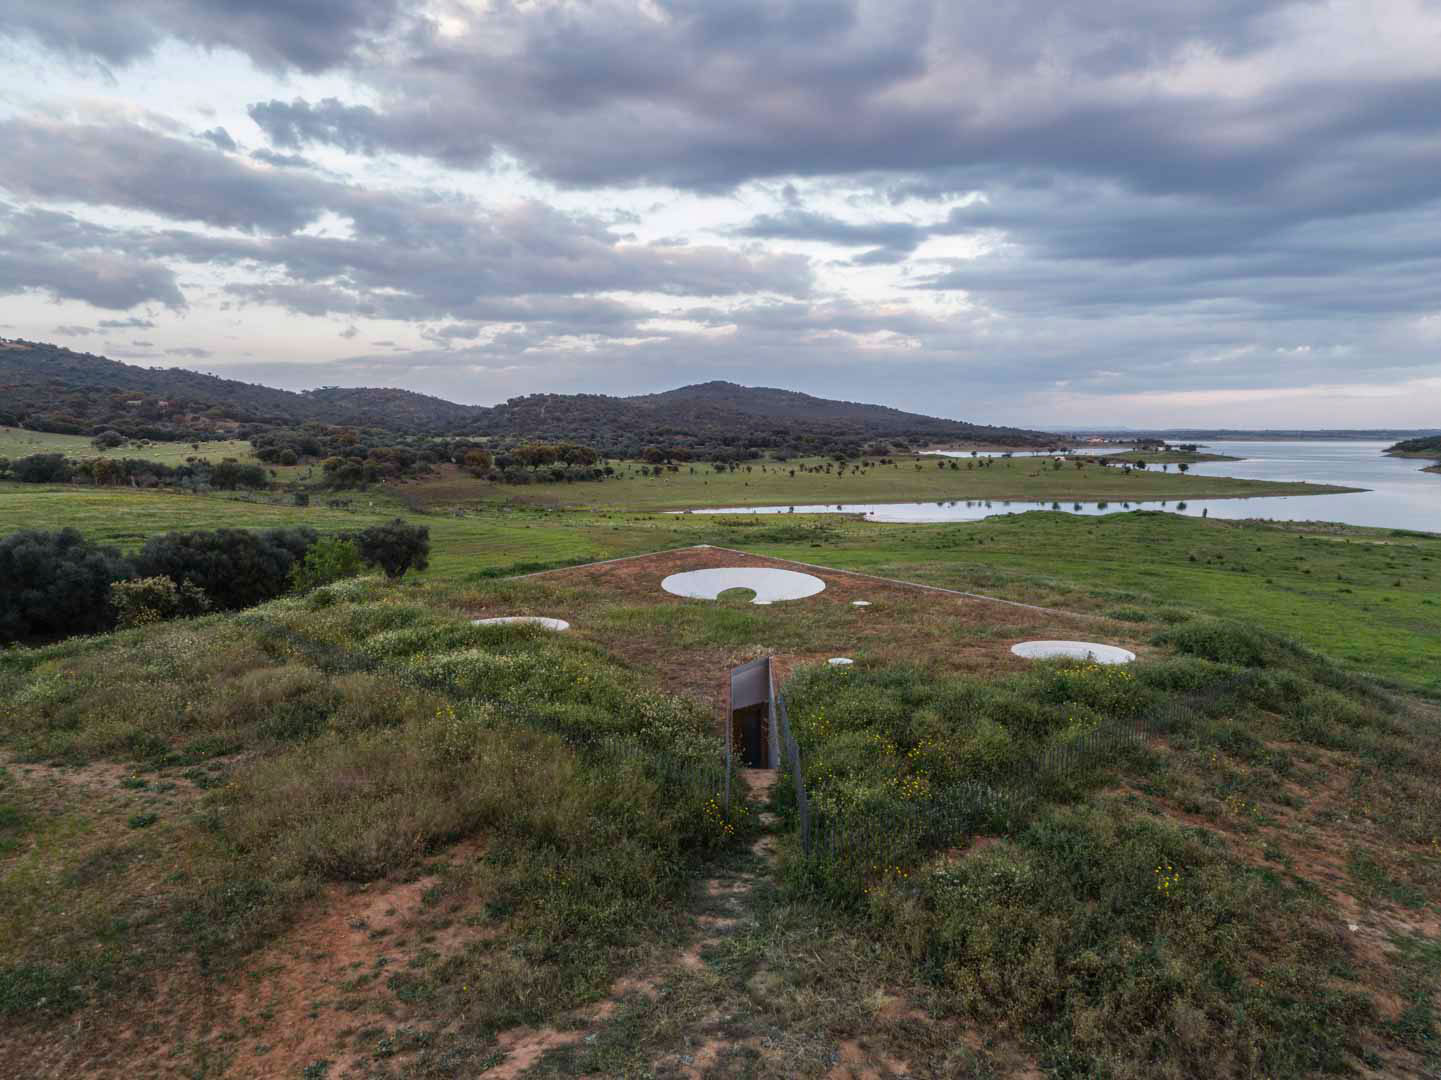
[2,0,1440,427]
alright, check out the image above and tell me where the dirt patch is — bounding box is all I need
[0,838,488,1080]
[213,844,486,1079]
[521,546,1141,718]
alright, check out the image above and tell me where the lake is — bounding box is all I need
[683,440,1441,532]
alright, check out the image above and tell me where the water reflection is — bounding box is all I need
[682,441,1439,531]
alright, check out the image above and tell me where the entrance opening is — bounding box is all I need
[728,655,779,769]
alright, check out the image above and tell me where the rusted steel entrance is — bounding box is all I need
[727,656,779,769]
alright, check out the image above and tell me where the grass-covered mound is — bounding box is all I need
[779,619,1441,1078]
[0,577,746,1067]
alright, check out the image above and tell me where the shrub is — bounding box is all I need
[110,576,212,628]
[1154,618,1293,668]
[10,453,73,484]
[289,537,364,593]
[207,462,269,490]
[0,529,133,642]
[91,430,125,450]
[134,527,318,610]
[463,448,494,476]
[352,519,430,579]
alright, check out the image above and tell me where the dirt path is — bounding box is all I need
[470,765,1032,1080]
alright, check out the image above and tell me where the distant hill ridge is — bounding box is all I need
[0,339,1055,451]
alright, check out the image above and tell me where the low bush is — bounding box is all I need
[288,537,363,593]
[110,576,211,628]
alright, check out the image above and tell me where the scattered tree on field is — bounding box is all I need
[352,519,430,579]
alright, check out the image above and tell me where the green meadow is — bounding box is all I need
[0,426,258,466]
[410,453,1351,511]
[1,453,1437,1076]
[3,473,1436,691]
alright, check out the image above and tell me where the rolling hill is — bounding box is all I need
[0,338,1055,452]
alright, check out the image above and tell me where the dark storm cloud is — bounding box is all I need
[0,0,405,73]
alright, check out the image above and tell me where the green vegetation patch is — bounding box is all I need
[776,617,1441,1076]
[0,577,748,1028]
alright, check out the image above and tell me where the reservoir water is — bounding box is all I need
[684,441,1440,532]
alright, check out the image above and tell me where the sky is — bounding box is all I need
[1,0,1440,428]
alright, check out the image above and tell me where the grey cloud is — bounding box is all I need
[0,116,811,312]
[1,0,406,73]
[200,126,237,152]
[738,209,928,255]
[98,317,156,329]
[0,117,336,232]
[250,148,316,169]
[53,324,97,335]
[0,206,186,310]
[249,98,493,169]
[166,346,212,358]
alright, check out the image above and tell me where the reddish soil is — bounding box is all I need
[520,545,1142,717]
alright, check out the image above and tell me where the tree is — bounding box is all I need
[0,529,134,642]
[91,458,123,486]
[515,442,559,470]
[352,519,430,579]
[11,453,73,483]
[1178,463,1190,475]
[91,430,125,450]
[135,527,317,609]
[463,448,494,476]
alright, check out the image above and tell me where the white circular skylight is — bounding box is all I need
[660,567,826,605]
[1010,640,1135,664]
[472,616,571,631]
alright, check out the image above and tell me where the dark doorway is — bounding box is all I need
[733,702,769,767]
[728,656,778,769]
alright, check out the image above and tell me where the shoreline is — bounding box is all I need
[667,482,1366,514]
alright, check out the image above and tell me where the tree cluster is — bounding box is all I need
[0,453,269,491]
[0,520,431,644]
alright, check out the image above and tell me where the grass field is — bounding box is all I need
[4,476,1436,692]
[717,510,1441,695]
[0,426,258,466]
[1,553,1436,1076]
[402,456,1353,512]
[0,483,696,582]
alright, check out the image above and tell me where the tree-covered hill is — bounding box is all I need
[0,339,1055,455]
[461,380,1054,454]
[1388,433,1441,456]
[0,340,474,437]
